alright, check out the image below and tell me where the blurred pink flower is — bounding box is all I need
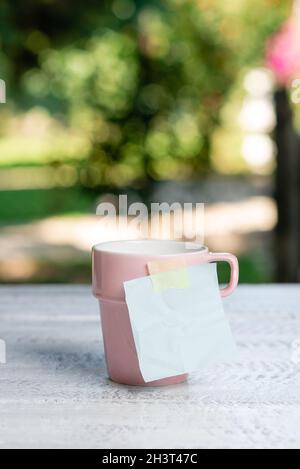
[266,19,300,85]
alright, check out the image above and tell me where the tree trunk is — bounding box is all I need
[274,88,300,282]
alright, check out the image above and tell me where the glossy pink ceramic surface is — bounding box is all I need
[92,240,239,386]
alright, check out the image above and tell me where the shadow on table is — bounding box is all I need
[16,340,107,383]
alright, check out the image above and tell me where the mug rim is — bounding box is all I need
[93,239,208,257]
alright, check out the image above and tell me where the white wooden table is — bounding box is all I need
[0,285,300,449]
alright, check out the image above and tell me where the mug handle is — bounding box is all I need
[206,252,239,298]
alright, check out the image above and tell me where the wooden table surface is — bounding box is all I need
[0,285,300,449]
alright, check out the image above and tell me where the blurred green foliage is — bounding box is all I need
[0,0,290,189]
[0,187,94,223]
[217,253,273,285]
[0,0,288,284]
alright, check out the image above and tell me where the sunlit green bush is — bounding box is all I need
[0,0,290,188]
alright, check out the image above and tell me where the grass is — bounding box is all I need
[217,254,273,285]
[0,187,95,224]
[0,187,273,284]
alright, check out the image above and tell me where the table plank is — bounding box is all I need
[0,285,300,449]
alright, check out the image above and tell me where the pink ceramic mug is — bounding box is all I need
[92,240,239,386]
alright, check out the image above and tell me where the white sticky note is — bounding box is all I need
[124,263,237,382]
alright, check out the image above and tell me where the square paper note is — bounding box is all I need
[124,263,237,382]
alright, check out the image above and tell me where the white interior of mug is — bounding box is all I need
[94,240,207,255]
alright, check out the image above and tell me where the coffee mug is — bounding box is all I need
[92,240,239,386]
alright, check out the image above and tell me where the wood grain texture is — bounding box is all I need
[0,285,300,449]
